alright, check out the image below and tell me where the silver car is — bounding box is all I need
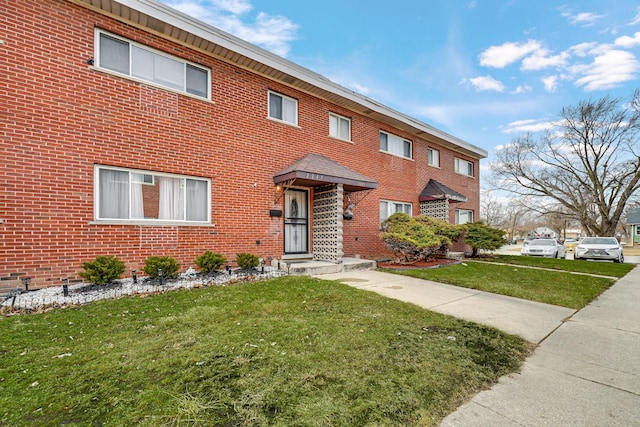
[521,238,566,258]
[574,237,624,263]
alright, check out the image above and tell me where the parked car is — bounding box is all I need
[574,237,624,263]
[521,238,566,258]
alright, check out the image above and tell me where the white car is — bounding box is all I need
[574,237,624,263]
[521,238,566,259]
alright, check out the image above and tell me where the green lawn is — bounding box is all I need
[0,276,530,426]
[480,255,634,277]
[385,255,633,309]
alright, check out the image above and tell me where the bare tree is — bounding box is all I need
[480,190,505,228]
[490,90,640,237]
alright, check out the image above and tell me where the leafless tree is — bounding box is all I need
[489,90,640,237]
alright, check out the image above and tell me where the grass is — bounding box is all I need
[385,255,634,310]
[478,255,635,277]
[0,276,530,426]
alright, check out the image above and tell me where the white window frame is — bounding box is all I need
[268,91,298,126]
[454,158,474,177]
[94,165,211,224]
[380,200,412,223]
[427,148,440,167]
[455,209,474,225]
[329,113,351,141]
[94,29,211,100]
[380,131,412,159]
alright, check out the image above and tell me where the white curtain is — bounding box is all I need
[186,179,207,221]
[159,177,184,220]
[99,169,129,219]
[130,173,145,219]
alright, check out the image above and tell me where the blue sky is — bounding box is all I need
[159,0,640,172]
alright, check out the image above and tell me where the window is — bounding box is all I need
[455,158,474,177]
[95,29,210,99]
[329,113,351,141]
[380,200,412,223]
[268,91,298,125]
[380,131,412,159]
[427,148,440,167]
[455,209,474,225]
[95,165,210,223]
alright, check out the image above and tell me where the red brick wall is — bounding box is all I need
[0,0,481,286]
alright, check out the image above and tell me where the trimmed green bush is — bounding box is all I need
[380,213,463,263]
[143,256,180,279]
[236,253,259,270]
[194,251,227,274]
[462,221,506,257]
[78,255,126,285]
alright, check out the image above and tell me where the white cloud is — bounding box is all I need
[479,40,542,68]
[628,7,640,25]
[160,0,298,57]
[511,84,532,94]
[569,42,599,57]
[541,75,558,92]
[572,49,640,91]
[615,32,640,48]
[500,119,555,134]
[466,75,505,92]
[560,8,606,27]
[521,50,569,71]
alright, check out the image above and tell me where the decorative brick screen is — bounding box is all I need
[312,184,344,263]
[420,199,449,221]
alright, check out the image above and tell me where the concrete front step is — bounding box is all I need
[281,257,377,276]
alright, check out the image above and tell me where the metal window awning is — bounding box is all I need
[419,179,467,203]
[273,153,378,192]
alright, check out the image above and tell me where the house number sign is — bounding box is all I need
[305,173,324,180]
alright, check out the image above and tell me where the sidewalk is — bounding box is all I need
[315,265,640,426]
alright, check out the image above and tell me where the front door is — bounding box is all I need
[284,189,309,254]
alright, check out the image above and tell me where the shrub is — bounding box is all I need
[143,256,180,279]
[462,222,506,257]
[380,213,459,263]
[78,255,126,285]
[236,253,259,270]
[194,251,227,274]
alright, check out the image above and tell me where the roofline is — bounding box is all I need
[69,0,488,159]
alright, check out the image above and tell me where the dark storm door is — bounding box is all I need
[284,189,309,254]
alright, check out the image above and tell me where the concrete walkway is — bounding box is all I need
[315,266,640,426]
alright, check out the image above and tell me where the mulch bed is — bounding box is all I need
[377,258,460,270]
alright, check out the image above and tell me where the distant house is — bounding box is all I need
[628,208,640,246]
[1,0,486,287]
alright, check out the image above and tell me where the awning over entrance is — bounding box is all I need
[419,179,467,203]
[273,153,378,192]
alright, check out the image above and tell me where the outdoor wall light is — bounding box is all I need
[87,57,94,65]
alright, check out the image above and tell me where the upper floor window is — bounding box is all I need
[455,209,474,225]
[380,200,412,223]
[95,29,210,99]
[329,113,351,141]
[427,148,440,167]
[454,158,474,177]
[268,91,298,125]
[380,131,412,159]
[95,165,210,223]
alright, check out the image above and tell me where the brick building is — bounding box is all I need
[1,0,487,287]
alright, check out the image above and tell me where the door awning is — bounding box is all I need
[419,179,467,203]
[273,153,378,192]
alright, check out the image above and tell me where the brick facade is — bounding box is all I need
[0,0,484,287]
